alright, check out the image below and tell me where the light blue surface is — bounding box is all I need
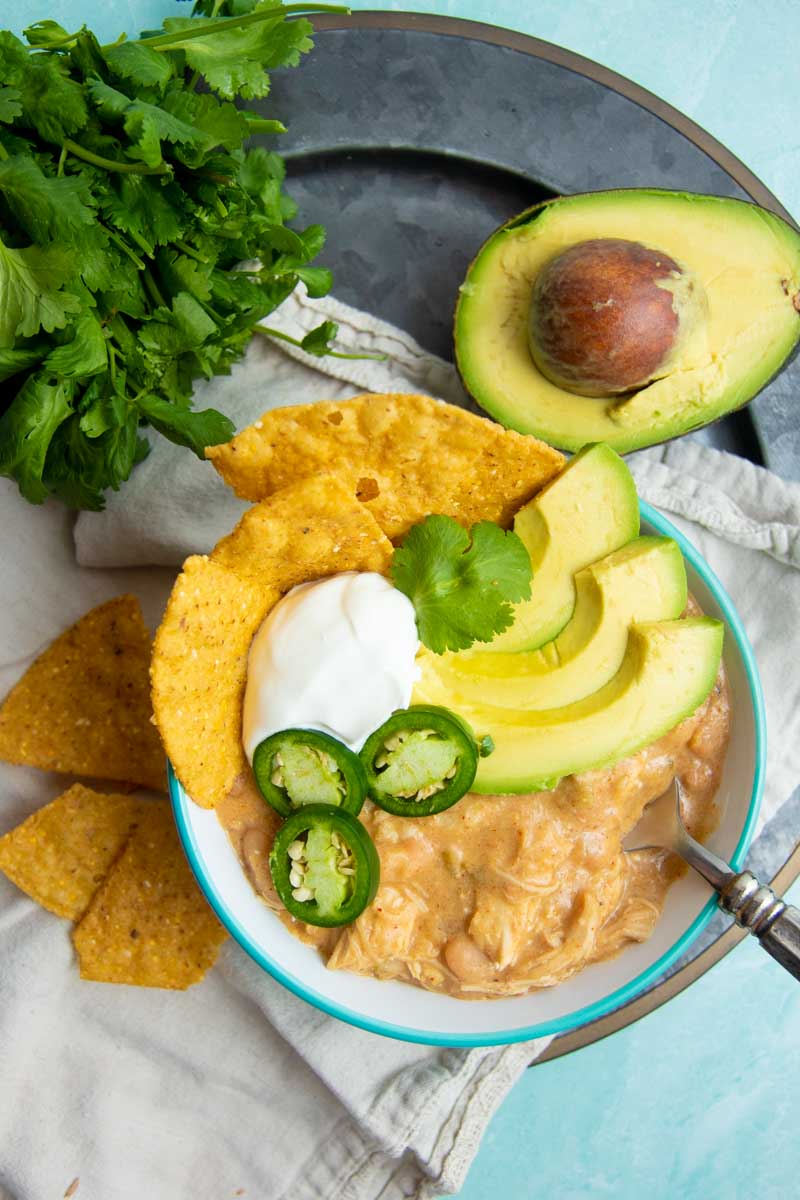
[7,1,798,1195]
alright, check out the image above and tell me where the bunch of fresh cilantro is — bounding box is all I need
[0,0,346,509]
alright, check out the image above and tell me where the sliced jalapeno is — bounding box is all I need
[359,704,489,817]
[252,729,367,818]
[269,804,380,927]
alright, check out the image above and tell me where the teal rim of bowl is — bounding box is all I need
[168,499,766,1047]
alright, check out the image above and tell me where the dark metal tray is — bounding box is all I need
[271,11,800,479]
[268,12,800,1056]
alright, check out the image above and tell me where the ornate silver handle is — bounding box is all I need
[719,871,800,981]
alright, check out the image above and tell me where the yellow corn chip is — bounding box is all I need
[152,476,394,810]
[152,556,272,812]
[0,784,148,919]
[73,800,226,989]
[206,393,565,539]
[210,472,393,592]
[0,595,165,791]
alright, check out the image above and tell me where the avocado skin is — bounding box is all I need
[454,189,800,454]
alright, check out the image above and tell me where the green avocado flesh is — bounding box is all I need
[486,442,639,652]
[467,618,723,794]
[280,744,344,808]
[455,189,800,452]
[414,535,687,711]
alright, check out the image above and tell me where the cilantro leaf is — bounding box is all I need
[45,313,107,377]
[157,12,313,100]
[105,41,175,91]
[137,393,235,456]
[0,86,22,124]
[0,155,95,244]
[300,320,338,356]
[391,516,533,654]
[0,238,81,343]
[0,375,73,503]
[0,342,47,382]
[0,31,88,144]
[88,78,203,168]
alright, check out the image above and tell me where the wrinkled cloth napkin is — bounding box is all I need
[2,290,800,1200]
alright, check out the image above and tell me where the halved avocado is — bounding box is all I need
[467,617,723,794]
[414,536,687,711]
[455,189,800,452]
[487,442,639,653]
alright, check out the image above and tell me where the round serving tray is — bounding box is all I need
[262,11,800,1058]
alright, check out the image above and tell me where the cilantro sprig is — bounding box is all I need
[0,1,349,509]
[391,515,533,654]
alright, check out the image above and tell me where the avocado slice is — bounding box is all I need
[455,189,800,453]
[465,617,723,794]
[414,536,687,711]
[487,442,639,652]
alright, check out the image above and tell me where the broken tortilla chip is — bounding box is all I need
[210,472,393,592]
[206,393,565,539]
[152,557,271,812]
[0,595,165,791]
[72,799,226,989]
[152,476,393,810]
[0,784,149,920]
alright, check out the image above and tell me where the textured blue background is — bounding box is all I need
[8,2,800,1196]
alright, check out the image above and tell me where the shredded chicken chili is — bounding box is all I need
[217,663,729,1001]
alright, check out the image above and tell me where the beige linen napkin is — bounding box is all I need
[0,289,798,1199]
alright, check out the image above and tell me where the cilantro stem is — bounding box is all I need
[56,146,68,177]
[175,240,210,264]
[245,118,287,135]
[132,4,351,52]
[106,228,145,271]
[253,325,388,362]
[143,269,167,309]
[63,139,171,176]
[0,142,8,162]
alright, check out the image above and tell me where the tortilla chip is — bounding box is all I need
[73,800,226,989]
[206,393,565,539]
[0,595,165,791]
[152,557,272,811]
[0,784,149,919]
[152,476,394,810]
[211,472,394,592]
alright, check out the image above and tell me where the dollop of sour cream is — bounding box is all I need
[242,572,420,761]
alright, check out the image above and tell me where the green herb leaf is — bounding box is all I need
[0,375,73,503]
[0,342,47,382]
[0,155,95,244]
[45,313,107,378]
[104,40,175,90]
[137,393,235,457]
[0,86,22,124]
[391,516,533,654]
[157,12,314,100]
[88,78,203,167]
[300,320,338,356]
[0,238,81,344]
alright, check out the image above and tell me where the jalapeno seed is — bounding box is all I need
[269,805,380,927]
[253,729,367,818]
[360,705,483,818]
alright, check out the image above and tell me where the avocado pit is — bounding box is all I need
[527,237,708,398]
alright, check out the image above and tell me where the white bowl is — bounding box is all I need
[169,501,765,1046]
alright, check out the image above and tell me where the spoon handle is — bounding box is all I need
[719,871,800,981]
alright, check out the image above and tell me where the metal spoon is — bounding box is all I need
[625,778,800,980]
